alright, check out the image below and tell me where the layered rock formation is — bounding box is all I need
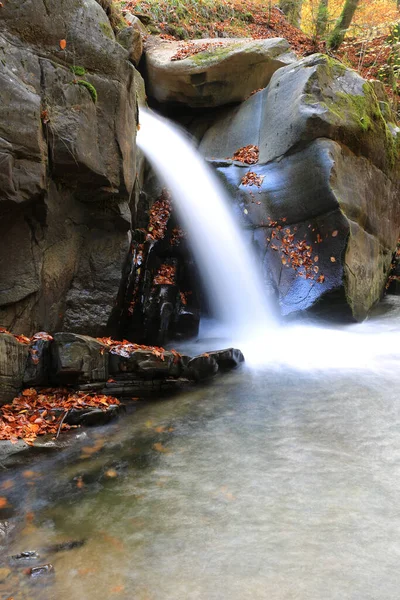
[0,0,142,336]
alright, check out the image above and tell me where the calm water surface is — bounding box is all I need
[2,298,400,600]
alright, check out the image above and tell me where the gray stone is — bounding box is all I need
[51,333,108,384]
[109,349,175,379]
[117,18,146,66]
[187,354,219,381]
[23,335,52,387]
[207,348,244,370]
[0,0,140,337]
[197,55,400,320]
[214,139,399,319]
[0,333,29,405]
[143,36,296,108]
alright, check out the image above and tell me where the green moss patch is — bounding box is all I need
[77,80,98,103]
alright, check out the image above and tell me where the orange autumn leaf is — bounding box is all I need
[0,497,9,509]
[1,480,14,490]
[153,442,170,453]
[59,39,67,50]
[22,470,37,479]
[105,469,118,478]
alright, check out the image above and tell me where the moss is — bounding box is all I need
[95,0,125,32]
[100,21,114,39]
[70,65,86,76]
[76,80,98,103]
[191,43,241,65]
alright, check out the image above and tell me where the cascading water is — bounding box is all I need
[137,108,273,340]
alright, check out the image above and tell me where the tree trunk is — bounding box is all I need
[328,0,361,49]
[316,0,329,37]
[279,0,303,27]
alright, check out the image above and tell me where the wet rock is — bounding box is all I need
[0,333,29,405]
[143,36,296,108]
[28,564,54,578]
[23,335,52,387]
[207,348,244,370]
[51,333,108,384]
[10,551,40,564]
[187,354,219,381]
[198,55,400,320]
[64,404,124,427]
[109,349,175,379]
[169,354,192,378]
[42,539,85,554]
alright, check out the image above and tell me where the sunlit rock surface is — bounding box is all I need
[143,36,296,108]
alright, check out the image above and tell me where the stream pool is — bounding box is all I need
[2,297,400,600]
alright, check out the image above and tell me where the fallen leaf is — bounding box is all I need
[105,469,118,478]
[153,442,170,453]
[0,497,8,509]
[59,39,67,50]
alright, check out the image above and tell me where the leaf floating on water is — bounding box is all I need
[110,585,125,594]
[105,469,118,478]
[153,442,170,453]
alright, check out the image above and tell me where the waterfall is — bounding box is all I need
[136,108,273,340]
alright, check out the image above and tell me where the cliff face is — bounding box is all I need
[0,0,142,336]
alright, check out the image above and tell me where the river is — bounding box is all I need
[1,296,400,599]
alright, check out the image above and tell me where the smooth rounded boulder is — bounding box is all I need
[143,36,296,108]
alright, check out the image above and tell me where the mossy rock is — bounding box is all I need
[143,36,296,108]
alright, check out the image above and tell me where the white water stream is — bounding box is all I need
[137,109,272,340]
[137,108,399,373]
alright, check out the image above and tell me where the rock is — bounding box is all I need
[0,333,29,405]
[200,54,398,175]
[143,37,296,108]
[11,551,41,564]
[109,349,175,379]
[51,333,108,384]
[23,334,52,387]
[117,17,146,66]
[42,539,85,554]
[64,404,124,426]
[0,0,140,337]
[28,564,54,578]
[197,55,400,320]
[187,354,219,381]
[207,348,245,370]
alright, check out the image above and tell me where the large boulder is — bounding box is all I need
[197,54,400,320]
[143,37,296,108]
[0,0,143,336]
